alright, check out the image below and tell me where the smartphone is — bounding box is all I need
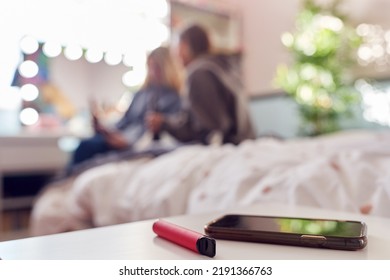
[204,214,367,250]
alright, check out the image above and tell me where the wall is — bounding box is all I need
[235,0,300,95]
[50,55,128,111]
[2,0,390,137]
[234,0,390,95]
[5,0,390,98]
[234,0,390,137]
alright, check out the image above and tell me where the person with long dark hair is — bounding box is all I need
[147,24,255,145]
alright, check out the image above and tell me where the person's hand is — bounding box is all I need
[146,112,164,134]
[92,113,108,135]
[91,113,101,131]
[104,131,128,149]
[90,99,105,133]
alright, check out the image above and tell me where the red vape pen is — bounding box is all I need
[152,219,216,258]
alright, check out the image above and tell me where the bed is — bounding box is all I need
[30,129,390,236]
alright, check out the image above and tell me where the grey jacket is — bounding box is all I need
[162,54,255,145]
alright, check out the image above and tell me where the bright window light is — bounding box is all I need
[358,79,390,127]
[18,60,39,78]
[20,84,39,101]
[20,35,39,55]
[20,107,39,126]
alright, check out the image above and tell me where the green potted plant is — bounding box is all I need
[275,0,362,136]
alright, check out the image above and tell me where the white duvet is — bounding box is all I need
[31,130,390,236]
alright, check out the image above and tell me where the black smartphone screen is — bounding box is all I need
[210,215,365,237]
[205,214,367,250]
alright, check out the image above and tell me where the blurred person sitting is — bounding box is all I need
[147,24,255,145]
[30,27,255,235]
[67,46,182,174]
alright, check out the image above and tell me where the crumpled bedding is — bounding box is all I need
[30,129,390,236]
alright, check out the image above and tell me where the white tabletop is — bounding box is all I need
[0,203,389,260]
